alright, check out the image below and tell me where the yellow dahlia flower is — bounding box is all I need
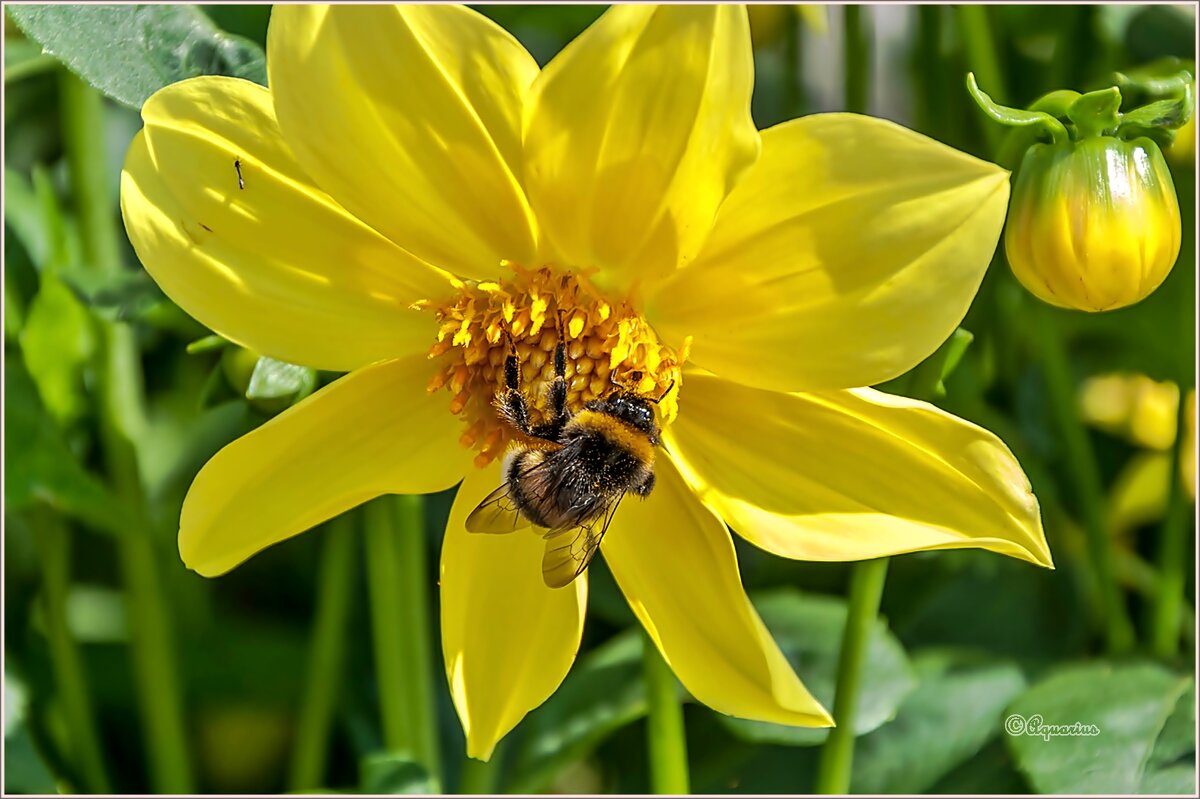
[120,4,1050,760]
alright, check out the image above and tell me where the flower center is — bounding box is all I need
[418,262,688,467]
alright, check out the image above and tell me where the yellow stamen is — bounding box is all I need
[419,263,686,466]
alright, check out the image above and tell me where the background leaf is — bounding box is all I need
[509,630,650,793]
[719,589,915,746]
[19,272,96,426]
[360,753,436,795]
[850,649,1027,793]
[246,356,318,402]
[1005,661,1189,794]
[7,4,267,108]
[3,359,129,537]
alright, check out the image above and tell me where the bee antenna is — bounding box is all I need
[647,379,675,405]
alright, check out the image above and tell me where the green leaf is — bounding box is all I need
[360,754,436,794]
[3,36,58,84]
[1140,679,1196,794]
[1067,86,1122,138]
[1005,661,1189,794]
[6,5,266,109]
[901,327,975,401]
[186,334,230,355]
[851,649,1027,793]
[1028,89,1084,120]
[3,167,49,266]
[246,356,318,402]
[719,588,915,746]
[509,630,650,793]
[19,271,97,426]
[83,269,167,322]
[966,72,1069,143]
[3,358,129,537]
[1114,58,1194,101]
[1118,85,1195,141]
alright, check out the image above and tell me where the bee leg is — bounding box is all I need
[547,305,568,422]
[530,310,571,441]
[547,309,569,425]
[495,331,535,437]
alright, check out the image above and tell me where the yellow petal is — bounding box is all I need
[121,76,448,373]
[441,463,587,760]
[602,458,831,727]
[180,355,470,577]
[524,4,759,294]
[646,114,1010,392]
[268,5,539,277]
[665,374,1052,567]
[1109,452,1171,536]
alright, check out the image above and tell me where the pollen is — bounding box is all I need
[418,262,689,467]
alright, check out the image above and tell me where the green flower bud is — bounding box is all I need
[968,73,1191,312]
[1005,136,1180,312]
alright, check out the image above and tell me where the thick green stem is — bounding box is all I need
[288,515,357,791]
[913,5,943,134]
[642,633,689,794]
[459,751,502,795]
[1150,390,1193,658]
[814,557,889,794]
[1034,307,1136,653]
[955,4,1006,151]
[843,5,870,114]
[365,495,441,786]
[32,508,113,793]
[782,8,805,118]
[61,71,194,793]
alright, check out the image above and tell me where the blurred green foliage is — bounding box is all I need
[3,4,1196,795]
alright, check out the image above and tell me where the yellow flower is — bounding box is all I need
[120,4,1050,760]
[1079,373,1196,516]
[1079,372,1181,451]
[1005,136,1181,312]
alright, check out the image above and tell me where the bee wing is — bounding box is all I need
[540,493,626,589]
[464,483,531,534]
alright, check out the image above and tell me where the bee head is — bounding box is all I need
[589,392,659,438]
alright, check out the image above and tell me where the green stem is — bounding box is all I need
[1034,306,1136,653]
[61,71,194,793]
[814,557,889,794]
[288,515,357,791]
[955,4,1006,151]
[32,508,113,793]
[782,8,805,118]
[642,633,689,794]
[843,5,870,114]
[1150,390,1193,658]
[365,495,441,786]
[913,5,943,133]
[459,750,502,795]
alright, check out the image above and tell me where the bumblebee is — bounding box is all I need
[466,313,671,588]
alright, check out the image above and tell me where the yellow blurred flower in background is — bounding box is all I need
[1079,373,1195,536]
[121,3,1050,759]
